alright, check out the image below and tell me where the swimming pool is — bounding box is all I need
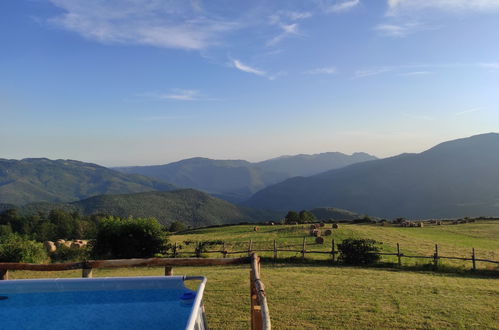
[0,276,207,330]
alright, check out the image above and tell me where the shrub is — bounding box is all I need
[169,221,186,232]
[50,245,91,262]
[92,217,169,259]
[337,239,381,265]
[0,233,49,263]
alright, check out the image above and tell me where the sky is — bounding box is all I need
[1,0,499,166]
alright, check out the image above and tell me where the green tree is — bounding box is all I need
[337,239,381,265]
[299,210,315,223]
[0,233,49,263]
[284,211,300,224]
[92,216,169,259]
[169,221,186,232]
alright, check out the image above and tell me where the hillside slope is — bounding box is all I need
[116,153,376,202]
[15,189,280,228]
[246,133,499,219]
[0,158,176,205]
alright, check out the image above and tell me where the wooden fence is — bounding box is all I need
[172,238,499,271]
[0,255,271,330]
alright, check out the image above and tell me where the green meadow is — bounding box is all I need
[7,220,499,329]
[171,220,499,270]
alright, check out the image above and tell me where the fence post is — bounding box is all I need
[302,237,306,259]
[273,240,277,265]
[82,267,93,278]
[173,242,177,258]
[331,239,336,263]
[472,248,476,271]
[165,266,173,276]
[0,269,8,280]
[196,242,201,258]
[433,244,439,268]
[248,240,253,257]
[222,242,227,258]
[397,243,402,267]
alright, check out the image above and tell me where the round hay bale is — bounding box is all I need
[315,237,324,244]
[319,222,325,227]
[55,239,66,248]
[309,224,316,230]
[44,241,56,253]
[324,229,332,236]
[332,223,339,229]
[71,242,83,249]
[254,226,259,232]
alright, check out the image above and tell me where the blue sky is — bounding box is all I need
[1,0,498,166]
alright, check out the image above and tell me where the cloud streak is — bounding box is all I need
[232,59,267,76]
[48,0,237,50]
[305,66,337,74]
[387,0,499,15]
[455,107,483,116]
[327,0,360,13]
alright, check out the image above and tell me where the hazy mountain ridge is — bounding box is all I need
[246,133,499,219]
[115,152,377,202]
[11,189,280,228]
[0,158,176,205]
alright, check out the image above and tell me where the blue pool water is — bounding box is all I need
[0,277,205,330]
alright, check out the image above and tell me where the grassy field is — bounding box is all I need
[6,220,499,329]
[9,265,499,329]
[171,220,499,270]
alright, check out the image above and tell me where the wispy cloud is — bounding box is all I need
[48,0,237,50]
[305,66,337,75]
[399,71,432,76]
[232,59,267,76]
[354,62,499,78]
[479,62,499,69]
[267,10,311,46]
[353,67,393,78]
[327,0,360,13]
[158,89,201,101]
[267,23,301,46]
[455,107,483,116]
[375,22,432,37]
[387,0,499,16]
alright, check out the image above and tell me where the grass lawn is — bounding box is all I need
[9,264,499,329]
[171,221,499,269]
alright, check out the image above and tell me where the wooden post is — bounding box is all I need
[302,237,306,259]
[173,242,177,258]
[248,240,253,257]
[196,242,201,258]
[397,243,402,267]
[433,244,439,268]
[331,239,336,263]
[165,266,173,276]
[0,269,8,280]
[222,242,227,258]
[273,240,277,265]
[82,267,93,278]
[472,248,476,271]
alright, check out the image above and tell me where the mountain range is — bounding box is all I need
[115,152,376,202]
[0,158,176,205]
[246,133,499,219]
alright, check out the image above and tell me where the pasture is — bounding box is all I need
[7,220,499,329]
